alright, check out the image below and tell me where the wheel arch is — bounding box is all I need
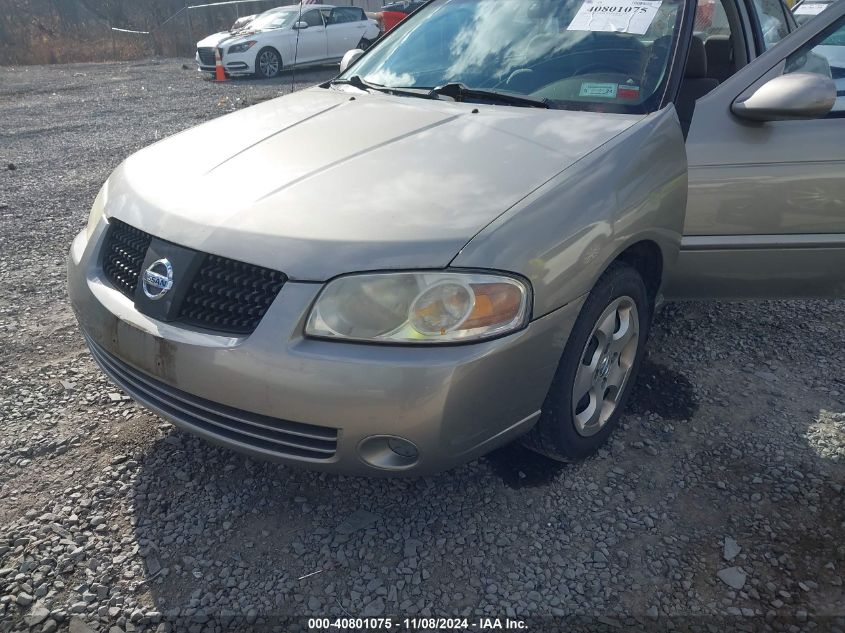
[255,45,284,74]
[611,239,665,307]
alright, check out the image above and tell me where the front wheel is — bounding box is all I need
[255,47,282,79]
[521,262,650,461]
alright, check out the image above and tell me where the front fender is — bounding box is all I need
[451,106,687,318]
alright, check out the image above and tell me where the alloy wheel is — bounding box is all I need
[571,296,640,437]
[258,51,280,78]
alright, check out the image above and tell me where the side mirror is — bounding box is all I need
[339,48,364,74]
[293,21,309,30]
[731,72,836,122]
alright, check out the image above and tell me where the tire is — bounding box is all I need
[521,262,651,461]
[254,47,282,79]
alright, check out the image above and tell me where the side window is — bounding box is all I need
[752,0,791,49]
[785,14,845,116]
[328,8,364,25]
[302,10,324,28]
[694,0,739,81]
[695,0,732,38]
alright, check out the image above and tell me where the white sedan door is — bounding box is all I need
[292,9,328,65]
[325,7,370,59]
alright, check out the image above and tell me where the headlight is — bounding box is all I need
[305,272,531,344]
[85,184,107,240]
[228,40,257,54]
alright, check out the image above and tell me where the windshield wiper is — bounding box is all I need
[328,77,547,108]
[428,83,551,109]
[329,75,436,100]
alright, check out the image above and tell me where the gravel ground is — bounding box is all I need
[1,58,844,633]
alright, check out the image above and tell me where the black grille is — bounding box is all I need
[102,219,152,298]
[197,47,216,66]
[179,255,287,334]
[100,219,285,336]
[86,335,338,461]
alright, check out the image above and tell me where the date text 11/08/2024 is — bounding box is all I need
[308,618,528,630]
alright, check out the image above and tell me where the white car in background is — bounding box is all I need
[790,1,845,111]
[793,0,836,24]
[196,5,380,78]
[814,24,845,110]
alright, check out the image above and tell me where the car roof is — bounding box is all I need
[259,4,336,15]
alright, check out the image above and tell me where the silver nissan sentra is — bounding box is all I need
[69,0,845,474]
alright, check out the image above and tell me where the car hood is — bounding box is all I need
[197,30,262,48]
[105,87,641,281]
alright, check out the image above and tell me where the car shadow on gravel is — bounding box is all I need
[627,357,699,421]
[483,442,567,489]
[201,64,340,89]
[128,430,503,618]
[483,357,699,489]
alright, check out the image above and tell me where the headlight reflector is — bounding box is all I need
[228,40,257,54]
[306,272,530,344]
[409,281,474,334]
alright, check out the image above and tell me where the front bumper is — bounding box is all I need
[68,221,583,475]
[195,50,254,76]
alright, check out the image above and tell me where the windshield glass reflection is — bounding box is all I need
[343,0,686,114]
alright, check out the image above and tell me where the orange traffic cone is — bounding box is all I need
[214,48,227,82]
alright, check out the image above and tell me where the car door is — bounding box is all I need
[293,9,328,64]
[665,0,845,299]
[326,7,369,59]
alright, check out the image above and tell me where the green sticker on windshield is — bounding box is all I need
[579,82,618,98]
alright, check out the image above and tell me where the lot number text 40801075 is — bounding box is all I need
[307,617,528,630]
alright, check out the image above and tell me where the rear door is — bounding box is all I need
[326,7,369,59]
[666,1,845,299]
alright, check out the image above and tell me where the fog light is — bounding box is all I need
[358,435,420,471]
[388,437,418,458]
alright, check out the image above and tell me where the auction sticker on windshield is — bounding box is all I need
[794,2,827,15]
[567,0,663,34]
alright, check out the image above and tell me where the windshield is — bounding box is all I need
[250,8,298,30]
[340,0,687,113]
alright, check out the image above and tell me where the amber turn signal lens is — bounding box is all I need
[463,283,523,329]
